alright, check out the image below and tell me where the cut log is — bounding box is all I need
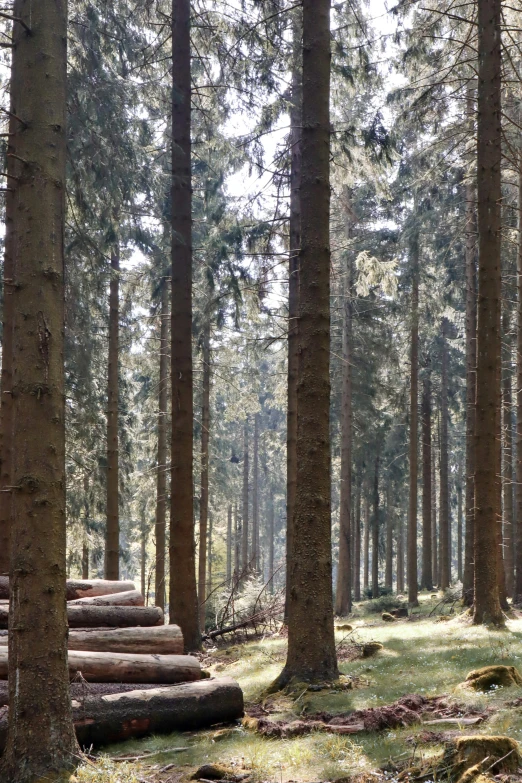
[0,625,183,654]
[0,677,244,752]
[0,604,163,629]
[0,576,135,601]
[68,590,145,607]
[0,648,202,684]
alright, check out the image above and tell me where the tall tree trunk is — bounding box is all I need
[385,487,393,590]
[170,0,200,651]
[0,2,79,777]
[463,144,477,604]
[335,227,353,615]
[372,457,380,599]
[439,321,450,590]
[234,502,240,576]
[155,281,169,613]
[276,0,338,686]
[242,421,249,570]
[408,233,419,605]
[363,493,370,591]
[473,0,504,625]
[421,365,433,589]
[82,476,90,580]
[198,319,211,632]
[502,310,514,597]
[397,507,405,594]
[226,505,232,582]
[457,479,463,582]
[208,513,213,596]
[105,244,120,580]
[354,479,361,601]
[515,145,522,607]
[268,486,275,591]
[432,438,438,585]
[141,521,147,601]
[285,7,302,624]
[252,413,260,572]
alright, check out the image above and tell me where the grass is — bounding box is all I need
[83,592,522,782]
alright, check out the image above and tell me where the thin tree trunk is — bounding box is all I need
[515,144,522,607]
[170,0,200,650]
[208,513,213,597]
[463,133,477,604]
[363,493,370,591]
[252,413,260,572]
[421,365,433,589]
[277,0,338,685]
[268,487,275,591]
[242,421,249,570]
[432,438,438,585]
[503,310,514,597]
[372,457,380,599]
[354,480,361,601]
[234,502,240,576]
[473,0,504,625]
[82,476,90,580]
[105,244,120,580]
[408,233,419,605]
[397,508,405,594]
[285,7,302,624]
[335,221,353,615]
[141,522,147,600]
[0,2,79,776]
[198,319,211,632]
[226,505,232,582]
[385,486,393,590]
[155,281,169,613]
[82,543,89,581]
[457,479,463,582]
[440,321,450,590]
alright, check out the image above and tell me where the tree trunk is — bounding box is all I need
[421,365,433,589]
[408,232,419,605]
[363,494,370,591]
[170,0,200,652]
[457,479,463,582]
[335,225,353,615]
[252,413,260,571]
[0,626,184,655]
[397,509,405,594]
[64,579,135,602]
[276,0,338,686]
[198,319,211,632]
[439,321,450,590]
[385,486,393,590]
[105,244,120,580]
[372,457,380,599]
[234,502,240,576]
[515,145,522,607]
[141,524,147,601]
[463,127,477,604]
[68,590,145,607]
[502,310,514,597]
[432,438,438,585]
[208,512,213,594]
[226,505,232,582]
[155,281,169,614]
[268,486,275,590]
[242,420,249,570]
[285,6,302,624]
[354,480,361,601]
[82,543,89,581]
[0,2,80,777]
[473,0,504,625]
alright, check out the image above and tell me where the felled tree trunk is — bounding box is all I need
[0,577,139,604]
[68,590,144,607]
[0,605,164,630]
[0,625,183,655]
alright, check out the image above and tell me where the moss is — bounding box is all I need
[443,735,520,782]
[382,612,396,622]
[336,624,353,632]
[362,642,383,658]
[462,666,522,691]
[191,763,235,780]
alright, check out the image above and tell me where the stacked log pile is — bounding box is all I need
[0,579,244,748]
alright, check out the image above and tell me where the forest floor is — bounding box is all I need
[75,592,522,783]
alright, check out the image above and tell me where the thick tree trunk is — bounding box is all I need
[463,142,477,604]
[198,319,211,632]
[372,457,380,599]
[242,420,249,570]
[385,486,393,590]
[170,0,200,652]
[106,244,120,580]
[155,281,169,613]
[68,590,145,607]
[354,480,361,601]
[0,605,166,630]
[227,505,232,582]
[439,321,450,590]
[276,0,338,686]
[285,7,302,624]
[2,626,184,655]
[515,146,522,607]
[502,310,514,597]
[252,413,260,571]
[363,494,370,591]
[0,2,80,778]
[335,233,353,615]
[408,233,419,605]
[473,0,504,626]
[421,366,433,590]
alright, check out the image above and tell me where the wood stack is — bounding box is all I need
[0,578,244,748]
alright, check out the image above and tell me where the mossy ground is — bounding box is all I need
[78,593,522,782]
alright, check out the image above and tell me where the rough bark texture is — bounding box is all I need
[285,7,301,623]
[473,0,504,626]
[198,319,211,632]
[106,244,120,580]
[439,321,450,590]
[432,441,438,585]
[155,281,169,613]
[385,487,393,591]
[502,310,514,597]
[234,502,240,575]
[242,420,249,570]
[68,590,144,607]
[408,233,419,605]
[65,579,135,602]
[363,494,370,590]
[457,479,463,582]
[516,147,522,606]
[0,2,80,778]
[0,625,184,655]
[277,0,338,686]
[372,457,380,600]
[0,605,166,630]
[421,367,433,590]
[252,413,260,571]
[354,480,361,601]
[463,148,477,604]
[268,487,275,589]
[226,505,232,582]
[170,0,200,652]
[397,510,405,594]
[335,232,353,615]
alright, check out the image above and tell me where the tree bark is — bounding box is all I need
[82,542,89,581]
[198,319,211,632]
[439,321,450,590]
[242,420,249,570]
[515,146,522,607]
[354,479,361,601]
[276,0,338,686]
[502,310,514,597]
[473,0,504,625]
[432,437,438,585]
[397,508,405,594]
[170,0,200,652]
[385,486,393,591]
[363,493,370,591]
[234,502,240,576]
[0,605,166,631]
[0,626,184,655]
[0,2,80,778]
[408,232,419,605]
[457,478,463,582]
[155,280,169,614]
[105,244,120,580]
[372,457,380,599]
[252,413,260,572]
[268,486,275,590]
[68,590,145,607]
[421,365,433,590]
[227,505,232,582]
